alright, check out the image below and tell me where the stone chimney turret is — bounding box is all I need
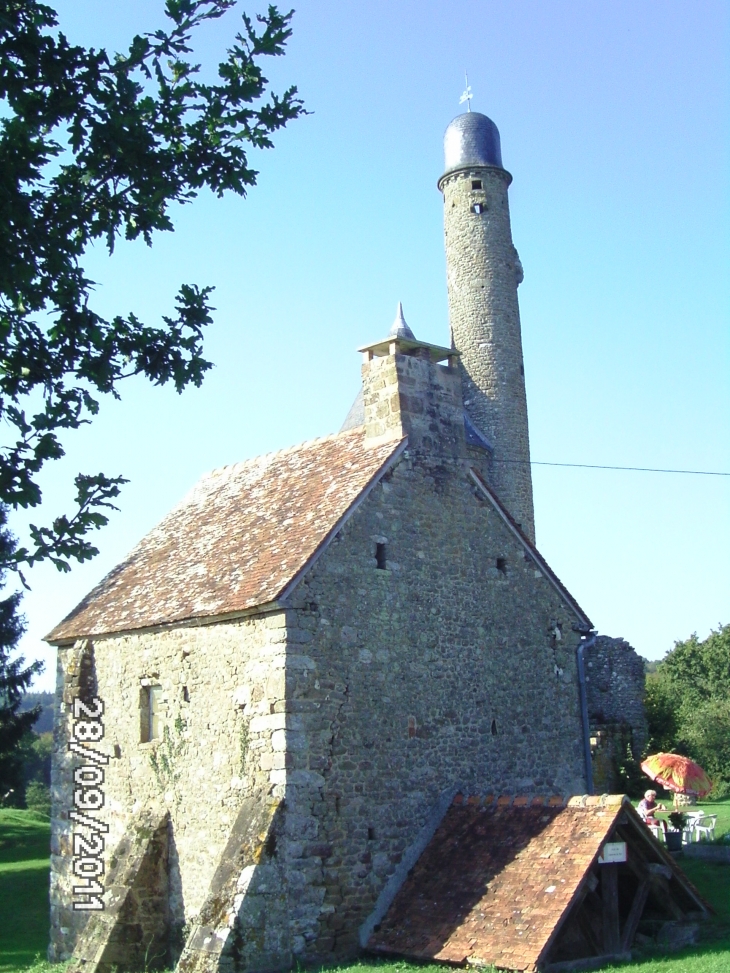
[360,305,465,458]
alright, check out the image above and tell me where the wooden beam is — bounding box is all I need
[601,863,621,954]
[575,907,602,956]
[621,879,650,952]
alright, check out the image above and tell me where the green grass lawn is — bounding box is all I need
[1,808,729,973]
[0,810,52,973]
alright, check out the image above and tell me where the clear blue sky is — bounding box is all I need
[15,0,729,691]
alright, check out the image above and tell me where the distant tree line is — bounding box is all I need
[644,623,730,799]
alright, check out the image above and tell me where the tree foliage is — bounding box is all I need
[645,624,730,796]
[0,0,304,576]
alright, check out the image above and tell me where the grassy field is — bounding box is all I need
[1,808,728,973]
[0,810,53,973]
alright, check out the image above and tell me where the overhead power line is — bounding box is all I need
[491,460,729,476]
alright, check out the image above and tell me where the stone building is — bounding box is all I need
[47,112,636,972]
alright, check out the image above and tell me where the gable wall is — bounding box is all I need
[277,452,588,960]
[49,613,288,962]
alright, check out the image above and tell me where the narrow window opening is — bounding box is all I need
[491,719,498,736]
[471,179,482,190]
[182,685,190,703]
[471,202,485,214]
[408,715,417,738]
[367,827,375,841]
[375,542,387,570]
[496,557,507,575]
[265,832,277,858]
[140,685,162,743]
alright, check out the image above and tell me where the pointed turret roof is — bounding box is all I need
[388,302,415,340]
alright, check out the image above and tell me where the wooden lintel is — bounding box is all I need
[621,878,650,951]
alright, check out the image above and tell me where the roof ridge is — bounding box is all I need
[204,426,365,480]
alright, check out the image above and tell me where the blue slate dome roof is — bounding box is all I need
[443,112,503,174]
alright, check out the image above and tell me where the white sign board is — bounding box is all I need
[598,841,627,864]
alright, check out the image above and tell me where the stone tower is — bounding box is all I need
[439,112,535,541]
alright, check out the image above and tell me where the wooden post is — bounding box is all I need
[621,879,650,951]
[601,864,620,953]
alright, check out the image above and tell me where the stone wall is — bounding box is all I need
[278,449,587,962]
[440,165,534,540]
[361,351,465,457]
[584,636,648,792]
[49,613,289,963]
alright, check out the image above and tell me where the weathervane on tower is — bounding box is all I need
[459,72,473,111]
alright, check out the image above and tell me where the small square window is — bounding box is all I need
[471,180,482,190]
[140,685,162,743]
[471,202,485,214]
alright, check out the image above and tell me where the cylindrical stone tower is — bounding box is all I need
[439,111,535,541]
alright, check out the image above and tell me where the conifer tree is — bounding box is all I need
[0,508,41,801]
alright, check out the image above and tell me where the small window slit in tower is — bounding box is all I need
[182,685,190,703]
[471,180,482,190]
[471,202,485,214]
[497,557,507,575]
[491,719,498,736]
[367,827,375,841]
[375,543,387,570]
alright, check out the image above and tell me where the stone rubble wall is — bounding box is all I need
[585,636,647,753]
[67,809,170,973]
[440,166,535,540]
[278,451,587,962]
[362,351,465,457]
[49,614,287,963]
[585,636,648,792]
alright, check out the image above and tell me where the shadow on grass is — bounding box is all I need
[0,811,50,866]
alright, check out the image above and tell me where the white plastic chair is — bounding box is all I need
[694,814,717,842]
[683,810,705,844]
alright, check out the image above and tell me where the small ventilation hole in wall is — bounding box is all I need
[182,686,190,703]
[376,543,387,570]
[368,827,375,841]
[496,557,507,575]
[408,715,417,738]
[491,719,498,735]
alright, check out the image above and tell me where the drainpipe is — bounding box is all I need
[576,631,597,795]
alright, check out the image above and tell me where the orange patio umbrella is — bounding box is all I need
[641,753,713,805]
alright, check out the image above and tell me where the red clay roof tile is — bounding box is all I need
[368,801,629,971]
[46,429,404,642]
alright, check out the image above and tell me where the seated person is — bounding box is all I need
[638,789,667,832]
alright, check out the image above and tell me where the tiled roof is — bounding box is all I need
[46,429,405,643]
[368,795,629,971]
